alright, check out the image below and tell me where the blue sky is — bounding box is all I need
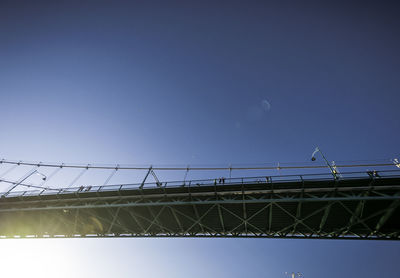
[0,1,399,277]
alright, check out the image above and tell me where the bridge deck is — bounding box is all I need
[0,172,399,239]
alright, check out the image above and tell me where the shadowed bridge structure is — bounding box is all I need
[0,159,399,240]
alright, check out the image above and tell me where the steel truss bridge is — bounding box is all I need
[0,159,399,240]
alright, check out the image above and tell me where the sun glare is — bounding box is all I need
[0,239,85,278]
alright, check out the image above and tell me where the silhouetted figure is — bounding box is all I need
[367,171,380,178]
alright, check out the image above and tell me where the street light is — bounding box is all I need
[2,169,47,197]
[34,171,47,180]
[285,272,303,278]
[311,147,339,180]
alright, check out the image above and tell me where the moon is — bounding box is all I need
[261,99,271,111]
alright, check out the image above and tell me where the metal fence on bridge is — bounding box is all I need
[0,158,399,239]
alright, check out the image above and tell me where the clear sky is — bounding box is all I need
[0,1,399,277]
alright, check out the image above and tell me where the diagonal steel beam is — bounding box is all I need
[82,208,129,235]
[107,207,121,234]
[168,206,184,233]
[220,205,264,234]
[338,201,373,235]
[347,200,365,227]
[333,206,393,237]
[375,199,400,233]
[192,204,205,234]
[127,209,173,234]
[345,187,372,232]
[274,203,317,234]
[125,208,145,232]
[145,206,166,234]
[217,204,225,233]
[318,202,333,232]
[276,204,330,235]
[292,189,304,234]
[169,206,215,234]
[247,203,271,223]
[184,204,217,234]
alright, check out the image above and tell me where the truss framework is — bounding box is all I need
[0,174,398,240]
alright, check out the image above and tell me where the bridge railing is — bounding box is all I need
[3,169,400,198]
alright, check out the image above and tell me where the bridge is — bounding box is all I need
[0,159,399,239]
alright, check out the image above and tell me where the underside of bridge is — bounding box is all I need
[0,175,399,240]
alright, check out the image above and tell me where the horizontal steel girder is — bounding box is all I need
[0,177,398,240]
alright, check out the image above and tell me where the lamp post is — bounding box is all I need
[2,169,46,197]
[285,272,303,278]
[311,147,339,180]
